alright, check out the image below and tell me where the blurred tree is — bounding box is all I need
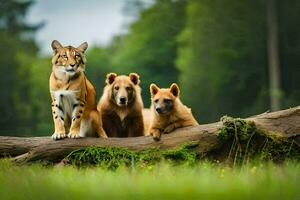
[0,0,40,135]
[267,0,281,111]
[1,0,300,136]
[112,0,187,106]
[123,0,148,18]
[85,45,115,99]
[0,0,40,33]
[177,0,268,122]
[278,0,300,108]
[28,57,52,135]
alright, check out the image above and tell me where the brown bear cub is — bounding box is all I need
[97,73,144,137]
[148,83,199,140]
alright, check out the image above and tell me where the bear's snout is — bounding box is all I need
[119,96,127,104]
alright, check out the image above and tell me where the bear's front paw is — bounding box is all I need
[52,132,67,140]
[164,124,175,134]
[68,131,81,139]
[150,129,161,141]
[98,128,108,138]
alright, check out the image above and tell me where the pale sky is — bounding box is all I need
[26,0,146,55]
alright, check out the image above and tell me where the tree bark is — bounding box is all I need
[0,106,299,163]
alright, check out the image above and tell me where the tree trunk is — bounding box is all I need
[0,106,299,163]
[267,0,281,111]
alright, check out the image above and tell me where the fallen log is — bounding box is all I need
[0,106,300,163]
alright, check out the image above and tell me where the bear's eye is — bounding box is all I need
[114,86,119,90]
[126,86,131,90]
[154,99,159,103]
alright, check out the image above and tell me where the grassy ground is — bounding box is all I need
[0,160,299,200]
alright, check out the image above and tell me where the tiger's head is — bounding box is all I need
[51,40,88,78]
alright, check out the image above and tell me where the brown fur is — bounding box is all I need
[148,83,199,140]
[97,73,144,137]
[142,108,151,135]
[49,40,107,140]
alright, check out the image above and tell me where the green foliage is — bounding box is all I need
[0,0,40,135]
[278,0,300,108]
[2,0,300,136]
[217,116,300,164]
[0,159,300,199]
[177,0,268,123]
[85,46,116,99]
[112,0,187,106]
[64,117,299,169]
[67,147,137,169]
[217,116,257,142]
[28,57,52,135]
[66,144,198,169]
[0,0,40,33]
[162,144,198,164]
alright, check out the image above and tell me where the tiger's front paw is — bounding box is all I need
[52,132,67,140]
[68,131,81,139]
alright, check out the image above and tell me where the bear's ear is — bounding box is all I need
[129,73,140,85]
[77,42,88,53]
[169,83,180,97]
[106,73,117,85]
[51,40,63,54]
[150,83,160,96]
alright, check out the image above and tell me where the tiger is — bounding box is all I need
[49,40,107,140]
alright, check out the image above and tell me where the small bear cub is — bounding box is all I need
[148,83,198,140]
[97,73,144,137]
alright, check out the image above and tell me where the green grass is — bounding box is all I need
[0,159,299,200]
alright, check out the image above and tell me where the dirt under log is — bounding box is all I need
[0,106,300,163]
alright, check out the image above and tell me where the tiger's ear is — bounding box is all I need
[129,73,140,85]
[169,83,180,97]
[150,83,160,96]
[106,73,117,85]
[51,40,63,54]
[77,42,88,53]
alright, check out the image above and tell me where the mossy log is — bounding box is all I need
[0,106,300,164]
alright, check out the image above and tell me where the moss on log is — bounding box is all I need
[0,106,299,164]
